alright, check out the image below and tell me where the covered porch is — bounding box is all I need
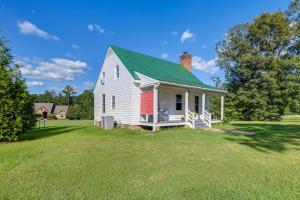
[138,83,225,131]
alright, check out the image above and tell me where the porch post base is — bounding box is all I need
[152,125,160,132]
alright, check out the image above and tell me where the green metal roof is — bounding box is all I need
[111,45,218,90]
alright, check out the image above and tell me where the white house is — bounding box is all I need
[94,46,226,131]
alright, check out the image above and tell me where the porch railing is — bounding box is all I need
[203,110,212,128]
[187,110,196,129]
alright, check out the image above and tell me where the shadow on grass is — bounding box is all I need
[18,125,85,141]
[223,123,300,153]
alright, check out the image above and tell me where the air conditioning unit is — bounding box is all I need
[101,116,114,130]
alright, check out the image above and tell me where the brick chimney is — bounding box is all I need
[180,52,192,71]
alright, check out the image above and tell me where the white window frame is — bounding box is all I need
[101,72,105,85]
[114,65,120,80]
[102,94,106,114]
[195,96,199,113]
[176,94,182,111]
[112,95,115,109]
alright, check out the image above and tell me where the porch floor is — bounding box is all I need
[138,119,221,127]
[138,120,186,127]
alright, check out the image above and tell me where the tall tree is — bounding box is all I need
[286,0,300,114]
[62,85,76,106]
[217,4,300,120]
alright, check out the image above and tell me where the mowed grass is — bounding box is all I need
[0,120,299,199]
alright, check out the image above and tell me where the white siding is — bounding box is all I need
[94,47,141,125]
[130,83,141,124]
[135,72,157,87]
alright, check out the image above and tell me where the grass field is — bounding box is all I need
[0,120,299,199]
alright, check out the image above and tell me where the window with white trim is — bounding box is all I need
[195,96,199,113]
[176,95,182,110]
[102,94,106,113]
[112,96,115,109]
[101,72,105,85]
[114,65,120,79]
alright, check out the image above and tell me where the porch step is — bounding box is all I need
[194,120,206,125]
[195,124,210,129]
[194,120,210,129]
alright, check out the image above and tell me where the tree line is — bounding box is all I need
[32,86,94,120]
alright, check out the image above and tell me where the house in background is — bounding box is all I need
[34,103,68,119]
[94,46,226,131]
[34,103,55,119]
[54,105,68,119]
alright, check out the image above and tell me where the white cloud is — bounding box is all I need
[180,30,195,43]
[87,24,94,31]
[19,58,88,81]
[192,56,219,74]
[71,44,79,49]
[94,24,104,34]
[17,20,60,41]
[83,82,94,87]
[161,53,169,59]
[171,31,178,36]
[26,81,44,87]
[87,24,104,34]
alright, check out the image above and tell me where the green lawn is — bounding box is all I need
[0,120,299,199]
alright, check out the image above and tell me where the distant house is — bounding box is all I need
[34,103,68,119]
[94,46,227,131]
[34,103,55,119]
[54,105,68,119]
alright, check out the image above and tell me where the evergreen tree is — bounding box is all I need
[0,38,35,141]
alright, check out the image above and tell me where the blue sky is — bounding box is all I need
[0,0,290,94]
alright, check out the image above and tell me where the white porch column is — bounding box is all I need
[185,91,189,121]
[153,86,158,130]
[202,93,206,117]
[202,93,205,117]
[221,95,224,121]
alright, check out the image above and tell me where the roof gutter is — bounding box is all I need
[158,80,227,94]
